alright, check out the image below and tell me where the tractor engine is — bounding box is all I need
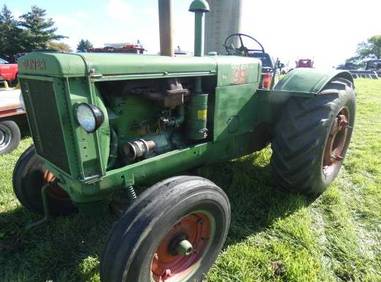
[97,77,210,168]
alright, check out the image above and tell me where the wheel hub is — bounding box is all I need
[323,108,350,176]
[0,129,4,144]
[0,124,11,149]
[168,235,193,257]
[151,212,212,282]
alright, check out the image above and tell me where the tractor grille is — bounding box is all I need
[23,79,70,173]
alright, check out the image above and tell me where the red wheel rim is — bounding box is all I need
[322,108,350,176]
[151,212,213,282]
[42,170,69,199]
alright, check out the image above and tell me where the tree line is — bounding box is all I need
[0,5,94,62]
[345,35,381,65]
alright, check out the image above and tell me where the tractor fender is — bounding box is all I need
[274,68,353,94]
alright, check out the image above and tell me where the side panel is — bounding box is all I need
[213,56,261,141]
[213,83,259,141]
[68,78,110,179]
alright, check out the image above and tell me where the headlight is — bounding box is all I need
[75,103,104,133]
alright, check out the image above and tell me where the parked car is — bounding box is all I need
[0,88,26,154]
[0,58,18,85]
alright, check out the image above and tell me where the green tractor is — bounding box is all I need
[14,0,355,281]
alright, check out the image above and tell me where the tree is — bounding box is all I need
[77,39,93,52]
[0,5,24,61]
[357,35,381,59]
[19,6,65,51]
[47,41,72,52]
[0,5,66,61]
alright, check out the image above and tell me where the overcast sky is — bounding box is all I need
[4,0,381,68]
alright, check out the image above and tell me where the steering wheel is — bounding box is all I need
[224,33,265,56]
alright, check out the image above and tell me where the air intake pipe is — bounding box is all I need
[189,0,210,57]
[158,0,174,56]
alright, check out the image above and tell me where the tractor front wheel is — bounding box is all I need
[101,176,231,282]
[271,78,355,195]
[13,145,76,215]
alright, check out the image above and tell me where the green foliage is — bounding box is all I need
[0,80,380,281]
[47,41,72,52]
[0,5,24,61]
[357,35,381,59]
[77,39,93,52]
[0,5,65,61]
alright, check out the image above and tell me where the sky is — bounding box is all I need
[3,0,381,68]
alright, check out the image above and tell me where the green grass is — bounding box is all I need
[1,79,380,281]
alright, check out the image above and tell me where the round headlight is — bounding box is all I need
[75,103,104,133]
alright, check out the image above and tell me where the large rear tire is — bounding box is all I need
[13,145,76,215]
[101,176,231,282]
[271,78,355,195]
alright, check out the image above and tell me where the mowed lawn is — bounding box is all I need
[0,79,380,281]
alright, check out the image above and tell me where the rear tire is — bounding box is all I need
[13,145,76,215]
[271,78,355,195]
[0,120,20,155]
[101,176,231,282]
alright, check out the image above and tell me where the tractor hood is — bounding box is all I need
[17,52,219,77]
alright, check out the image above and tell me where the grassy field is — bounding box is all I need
[0,79,380,281]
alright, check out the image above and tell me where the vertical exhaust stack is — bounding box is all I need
[158,0,174,56]
[187,1,210,141]
[189,0,210,57]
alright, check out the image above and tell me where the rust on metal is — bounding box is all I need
[322,108,350,176]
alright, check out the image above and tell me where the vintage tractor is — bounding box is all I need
[14,0,355,281]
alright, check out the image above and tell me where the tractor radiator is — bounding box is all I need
[22,79,70,173]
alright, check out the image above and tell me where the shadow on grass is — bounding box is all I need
[0,205,116,281]
[198,154,313,245]
[0,153,312,281]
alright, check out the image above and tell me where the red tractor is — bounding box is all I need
[296,58,314,68]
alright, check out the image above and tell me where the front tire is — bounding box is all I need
[13,145,76,215]
[101,176,231,282]
[271,78,355,195]
[0,120,20,155]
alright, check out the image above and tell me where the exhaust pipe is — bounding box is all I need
[158,0,174,56]
[189,0,210,57]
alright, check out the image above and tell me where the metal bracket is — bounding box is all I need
[25,183,51,230]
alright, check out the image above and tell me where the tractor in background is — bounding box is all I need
[296,58,314,68]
